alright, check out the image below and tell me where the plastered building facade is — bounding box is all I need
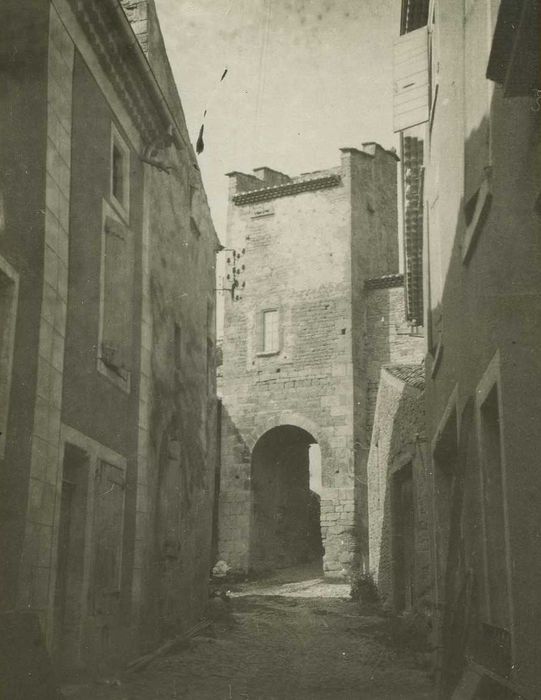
[0,0,219,671]
[392,0,540,697]
[218,146,424,577]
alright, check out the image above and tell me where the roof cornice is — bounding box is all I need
[69,0,179,148]
[232,174,342,206]
[365,273,404,289]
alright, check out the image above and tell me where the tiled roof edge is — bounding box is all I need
[383,363,425,390]
[232,174,342,206]
[365,273,404,289]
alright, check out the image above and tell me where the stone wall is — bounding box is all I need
[219,166,354,575]
[367,367,431,614]
[364,282,425,441]
[219,146,402,577]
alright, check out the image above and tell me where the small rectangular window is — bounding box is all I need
[263,310,279,353]
[400,0,429,35]
[112,145,124,203]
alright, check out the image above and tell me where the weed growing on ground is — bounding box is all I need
[349,571,379,604]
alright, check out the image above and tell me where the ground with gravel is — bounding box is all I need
[63,568,435,700]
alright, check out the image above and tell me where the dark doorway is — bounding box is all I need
[393,463,415,612]
[54,443,89,669]
[250,425,323,573]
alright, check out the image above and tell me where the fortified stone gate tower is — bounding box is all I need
[218,144,404,577]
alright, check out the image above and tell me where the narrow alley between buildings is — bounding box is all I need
[64,566,433,700]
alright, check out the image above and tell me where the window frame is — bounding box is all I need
[258,308,280,356]
[110,124,130,223]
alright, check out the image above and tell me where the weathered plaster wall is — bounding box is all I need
[63,52,143,455]
[0,0,50,612]
[0,0,219,672]
[423,0,541,694]
[134,1,220,646]
[353,281,424,565]
[364,285,424,441]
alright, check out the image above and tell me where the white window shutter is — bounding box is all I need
[393,26,430,133]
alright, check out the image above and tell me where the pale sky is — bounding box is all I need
[154,0,401,242]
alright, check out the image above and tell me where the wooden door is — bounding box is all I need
[90,461,125,659]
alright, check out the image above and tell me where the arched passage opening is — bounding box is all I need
[250,425,323,573]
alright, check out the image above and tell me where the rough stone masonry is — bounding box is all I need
[218,144,423,577]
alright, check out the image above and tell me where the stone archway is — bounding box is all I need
[249,425,323,573]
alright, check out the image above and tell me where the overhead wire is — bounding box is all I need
[251,0,273,164]
[195,0,238,154]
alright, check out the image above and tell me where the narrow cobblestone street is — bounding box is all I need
[65,568,434,699]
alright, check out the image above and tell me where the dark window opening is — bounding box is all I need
[400,0,430,35]
[486,0,540,97]
[112,144,124,206]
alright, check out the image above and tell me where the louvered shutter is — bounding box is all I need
[102,217,133,375]
[393,26,430,133]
